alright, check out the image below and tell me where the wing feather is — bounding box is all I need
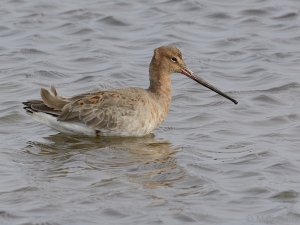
[58,91,140,131]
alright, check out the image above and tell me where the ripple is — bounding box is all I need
[0,25,9,32]
[102,208,128,218]
[253,95,283,105]
[59,9,85,16]
[273,12,298,20]
[173,213,196,223]
[207,12,231,19]
[70,28,94,35]
[33,70,66,78]
[241,9,269,16]
[271,190,298,201]
[1,0,300,225]
[20,48,48,55]
[97,16,129,26]
[19,13,45,19]
[20,223,61,225]
[0,210,19,219]
[262,82,300,92]
[244,67,266,75]
[0,112,23,124]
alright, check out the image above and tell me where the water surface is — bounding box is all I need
[0,0,300,224]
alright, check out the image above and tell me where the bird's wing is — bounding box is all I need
[59,90,141,130]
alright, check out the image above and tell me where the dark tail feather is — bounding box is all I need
[23,86,68,116]
[22,101,61,117]
[23,101,41,114]
[23,104,34,114]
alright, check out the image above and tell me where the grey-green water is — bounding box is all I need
[0,0,300,224]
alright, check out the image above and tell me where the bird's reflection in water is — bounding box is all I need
[25,133,185,189]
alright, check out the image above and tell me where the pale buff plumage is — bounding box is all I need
[23,46,237,137]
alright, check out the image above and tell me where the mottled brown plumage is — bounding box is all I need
[23,46,237,137]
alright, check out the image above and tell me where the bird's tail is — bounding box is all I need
[23,86,68,116]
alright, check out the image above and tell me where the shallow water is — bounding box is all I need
[1,0,300,224]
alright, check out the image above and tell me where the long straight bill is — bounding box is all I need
[181,68,238,104]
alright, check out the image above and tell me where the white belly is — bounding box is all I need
[31,112,160,137]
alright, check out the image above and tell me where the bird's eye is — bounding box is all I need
[171,57,177,62]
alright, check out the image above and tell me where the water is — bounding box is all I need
[0,0,300,224]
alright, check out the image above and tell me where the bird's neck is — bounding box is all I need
[149,73,171,92]
[148,68,172,121]
[148,69,172,98]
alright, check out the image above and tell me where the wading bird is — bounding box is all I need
[23,46,238,137]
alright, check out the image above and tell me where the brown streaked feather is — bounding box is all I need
[57,89,141,130]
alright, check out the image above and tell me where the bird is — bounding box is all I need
[23,46,238,137]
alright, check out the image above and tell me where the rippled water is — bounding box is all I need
[1,0,300,224]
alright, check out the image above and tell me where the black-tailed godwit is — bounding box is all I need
[23,46,238,137]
